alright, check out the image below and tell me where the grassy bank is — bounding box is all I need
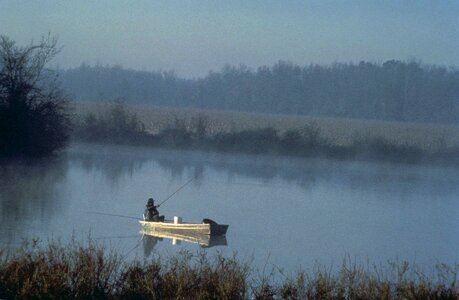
[72,102,459,165]
[0,239,457,299]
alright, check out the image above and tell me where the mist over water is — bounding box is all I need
[1,143,458,272]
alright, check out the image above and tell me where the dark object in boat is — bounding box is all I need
[202,218,218,225]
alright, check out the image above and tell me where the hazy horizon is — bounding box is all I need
[1,1,458,78]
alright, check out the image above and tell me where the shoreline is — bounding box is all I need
[69,102,459,168]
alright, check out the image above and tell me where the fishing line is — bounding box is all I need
[157,175,197,207]
[94,234,139,240]
[121,235,144,261]
[87,211,139,220]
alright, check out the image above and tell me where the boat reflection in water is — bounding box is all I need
[139,217,229,256]
[141,229,228,257]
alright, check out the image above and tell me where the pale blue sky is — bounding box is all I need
[1,0,458,77]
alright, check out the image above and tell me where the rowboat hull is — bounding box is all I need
[139,220,228,236]
[140,229,228,248]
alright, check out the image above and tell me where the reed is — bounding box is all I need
[0,239,457,299]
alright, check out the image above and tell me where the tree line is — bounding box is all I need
[1,33,457,158]
[61,60,459,124]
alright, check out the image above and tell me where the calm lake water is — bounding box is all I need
[1,143,458,273]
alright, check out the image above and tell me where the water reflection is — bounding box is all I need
[141,230,228,257]
[142,234,162,257]
[2,144,458,270]
[70,144,148,187]
[68,144,459,200]
[0,158,68,245]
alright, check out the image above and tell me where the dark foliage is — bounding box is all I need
[218,128,279,154]
[61,60,459,124]
[73,100,152,145]
[0,35,70,158]
[157,116,194,147]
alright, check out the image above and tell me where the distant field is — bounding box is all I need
[73,101,459,152]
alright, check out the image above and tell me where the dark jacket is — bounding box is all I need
[144,204,160,221]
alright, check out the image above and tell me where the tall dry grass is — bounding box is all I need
[0,239,248,299]
[0,239,458,299]
[0,238,122,299]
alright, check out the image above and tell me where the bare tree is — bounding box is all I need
[0,34,71,157]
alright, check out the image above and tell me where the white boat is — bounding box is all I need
[140,229,228,248]
[139,218,229,236]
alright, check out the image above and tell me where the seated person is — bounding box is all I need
[144,198,164,222]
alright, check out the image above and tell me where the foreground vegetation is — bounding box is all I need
[73,102,459,166]
[0,239,457,299]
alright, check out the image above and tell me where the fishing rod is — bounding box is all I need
[89,177,197,220]
[157,176,197,207]
[87,211,139,220]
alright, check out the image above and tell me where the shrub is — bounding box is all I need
[0,35,71,157]
[74,100,150,145]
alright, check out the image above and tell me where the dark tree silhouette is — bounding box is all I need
[0,35,71,157]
